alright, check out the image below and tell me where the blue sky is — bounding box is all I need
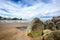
[0,0,60,20]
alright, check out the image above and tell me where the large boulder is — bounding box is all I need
[52,16,60,24]
[56,21,60,30]
[26,18,44,37]
[44,30,60,40]
[45,20,56,31]
[52,16,60,30]
[42,29,52,40]
[43,29,52,36]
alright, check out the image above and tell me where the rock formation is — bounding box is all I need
[52,16,60,24]
[26,18,44,37]
[45,20,56,31]
[56,21,60,30]
[52,16,60,30]
[44,30,60,40]
[26,16,60,40]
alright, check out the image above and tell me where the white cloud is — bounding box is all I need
[0,0,60,19]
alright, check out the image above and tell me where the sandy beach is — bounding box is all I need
[0,20,31,40]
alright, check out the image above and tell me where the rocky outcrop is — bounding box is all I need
[26,16,60,40]
[52,16,60,24]
[56,21,60,30]
[43,16,60,40]
[26,18,44,37]
[45,20,56,31]
[52,16,60,30]
[44,30,60,40]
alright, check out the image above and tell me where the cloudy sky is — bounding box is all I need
[0,0,60,20]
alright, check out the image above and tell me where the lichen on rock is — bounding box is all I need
[26,18,44,37]
[44,30,60,40]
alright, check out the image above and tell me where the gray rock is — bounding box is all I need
[51,16,60,30]
[46,20,56,31]
[56,21,60,30]
[52,16,60,24]
[44,30,60,40]
[26,18,44,37]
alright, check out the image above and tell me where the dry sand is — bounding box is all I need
[0,21,31,40]
[0,20,42,40]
